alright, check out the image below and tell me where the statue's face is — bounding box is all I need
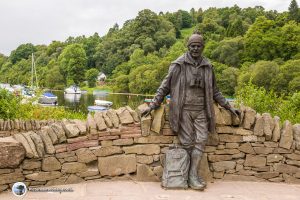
[188,42,204,59]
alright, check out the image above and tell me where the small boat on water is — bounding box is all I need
[64,85,81,94]
[94,99,113,107]
[38,92,58,105]
[87,105,108,112]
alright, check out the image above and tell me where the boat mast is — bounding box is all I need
[31,53,38,89]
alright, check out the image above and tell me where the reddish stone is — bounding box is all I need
[54,144,67,153]
[98,135,119,141]
[67,136,88,143]
[67,140,99,151]
[120,133,142,139]
[88,134,99,140]
[98,131,110,136]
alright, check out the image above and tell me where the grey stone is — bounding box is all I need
[243,107,256,129]
[116,107,134,125]
[94,112,107,131]
[39,130,55,154]
[272,116,281,142]
[98,154,136,176]
[137,164,159,181]
[279,120,293,149]
[0,137,25,168]
[13,133,35,158]
[150,105,165,134]
[106,109,120,128]
[51,123,67,143]
[262,113,274,141]
[254,114,264,136]
[42,157,61,171]
[22,132,39,158]
[76,148,97,163]
[87,114,97,134]
[293,124,300,150]
[30,132,45,157]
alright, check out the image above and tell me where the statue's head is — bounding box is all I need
[187,33,204,59]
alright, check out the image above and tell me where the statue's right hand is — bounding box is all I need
[141,106,153,118]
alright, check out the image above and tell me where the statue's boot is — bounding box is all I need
[188,148,206,190]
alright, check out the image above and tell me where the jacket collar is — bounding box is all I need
[184,53,210,67]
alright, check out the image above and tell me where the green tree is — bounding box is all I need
[58,44,87,85]
[85,68,99,87]
[288,0,300,22]
[10,43,36,64]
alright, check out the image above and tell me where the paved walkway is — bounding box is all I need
[1,180,300,200]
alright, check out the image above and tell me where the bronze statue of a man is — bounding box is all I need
[142,33,240,190]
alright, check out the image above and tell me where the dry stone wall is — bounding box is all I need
[0,104,300,192]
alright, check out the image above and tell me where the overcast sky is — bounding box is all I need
[0,0,292,56]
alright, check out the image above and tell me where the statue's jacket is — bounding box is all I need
[151,53,230,134]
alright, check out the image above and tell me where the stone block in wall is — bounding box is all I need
[162,128,174,136]
[0,137,25,168]
[254,114,264,136]
[25,171,62,181]
[285,153,300,160]
[253,147,274,155]
[0,185,8,192]
[63,123,80,138]
[39,130,55,154]
[219,134,243,143]
[243,135,258,142]
[141,116,151,136]
[87,114,97,134]
[123,144,160,155]
[150,105,165,134]
[113,138,133,146]
[0,119,3,130]
[116,107,134,125]
[101,140,113,147]
[137,164,159,182]
[22,160,41,170]
[153,166,163,178]
[266,154,283,163]
[220,108,232,125]
[98,154,136,176]
[76,148,97,163]
[0,171,24,185]
[238,143,255,154]
[98,135,119,140]
[208,155,232,162]
[45,176,68,186]
[274,163,300,174]
[0,169,14,175]
[67,136,88,144]
[216,126,236,134]
[223,174,264,182]
[106,109,120,128]
[273,117,282,142]
[244,155,266,167]
[236,128,253,136]
[43,126,58,144]
[22,132,39,158]
[215,149,240,155]
[225,143,239,149]
[293,124,300,150]
[207,132,219,146]
[254,172,280,179]
[94,112,107,131]
[243,107,256,130]
[273,147,293,154]
[67,140,99,151]
[212,161,236,172]
[56,151,75,159]
[120,133,142,139]
[125,106,139,122]
[102,111,113,128]
[14,119,19,130]
[77,161,99,178]
[61,162,87,173]
[51,123,67,143]
[286,160,300,167]
[93,146,123,157]
[283,173,300,184]
[73,119,87,135]
[42,157,61,171]
[134,136,173,144]
[25,120,32,131]
[13,133,35,158]
[65,174,84,184]
[214,103,225,125]
[30,132,45,157]
[279,120,293,149]
[136,155,154,164]
[64,156,77,163]
[262,113,275,141]
[54,144,67,153]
